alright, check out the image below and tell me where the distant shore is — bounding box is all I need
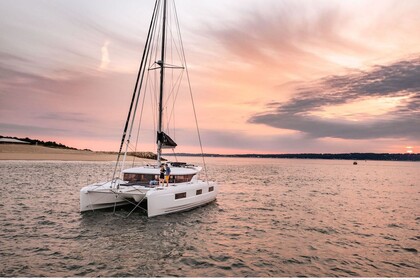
[166,152,420,162]
[0,144,148,161]
[2,143,418,162]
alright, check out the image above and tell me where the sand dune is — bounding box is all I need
[0,144,146,161]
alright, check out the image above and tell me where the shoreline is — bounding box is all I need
[3,144,418,162]
[0,144,149,162]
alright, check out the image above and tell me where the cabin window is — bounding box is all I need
[123,173,155,184]
[209,186,214,192]
[175,192,187,199]
[173,174,194,183]
[196,189,202,195]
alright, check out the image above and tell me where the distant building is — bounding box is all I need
[0,138,30,145]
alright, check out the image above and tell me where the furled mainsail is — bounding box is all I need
[157,132,177,149]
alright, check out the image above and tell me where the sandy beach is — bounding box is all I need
[0,144,145,161]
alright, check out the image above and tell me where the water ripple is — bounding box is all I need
[0,159,419,277]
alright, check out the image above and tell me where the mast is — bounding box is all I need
[110,0,160,188]
[157,0,167,165]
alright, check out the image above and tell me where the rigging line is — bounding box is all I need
[163,68,183,112]
[148,1,163,147]
[165,74,182,131]
[152,0,163,67]
[148,1,162,141]
[149,46,158,138]
[171,148,178,162]
[111,0,160,187]
[165,70,184,130]
[151,75,157,139]
[173,2,209,182]
[148,64,184,70]
[120,0,161,174]
[126,196,147,218]
[169,2,173,95]
[152,52,160,138]
[132,68,151,167]
[145,1,162,130]
[168,0,184,68]
[170,4,181,135]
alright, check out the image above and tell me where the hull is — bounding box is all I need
[80,180,218,217]
[80,181,149,212]
[80,190,130,211]
[147,181,218,217]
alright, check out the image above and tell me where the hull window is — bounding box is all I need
[175,192,187,199]
[196,189,202,195]
[209,186,214,192]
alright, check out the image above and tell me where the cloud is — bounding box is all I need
[0,122,67,135]
[171,127,408,154]
[249,55,420,140]
[0,121,121,142]
[37,112,88,123]
[203,0,420,84]
[206,1,373,71]
[0,52,134,145]
[99,40,111,70]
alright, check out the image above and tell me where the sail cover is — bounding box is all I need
[157,132,177,149]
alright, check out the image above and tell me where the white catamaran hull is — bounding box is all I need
[80,181,149,212]
[80,179,218,217]
[147,181,218,217]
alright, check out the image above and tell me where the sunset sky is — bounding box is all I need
[0,0,419,154]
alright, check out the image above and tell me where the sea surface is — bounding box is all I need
[0,158,418,277]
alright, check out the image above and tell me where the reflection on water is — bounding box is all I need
[0,158,418,277]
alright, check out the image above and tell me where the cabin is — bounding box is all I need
[122,163,198,185]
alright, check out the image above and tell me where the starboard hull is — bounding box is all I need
[147,181,218,217]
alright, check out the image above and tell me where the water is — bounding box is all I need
[0,158,418,277]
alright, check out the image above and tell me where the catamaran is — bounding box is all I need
[80,0,218,217]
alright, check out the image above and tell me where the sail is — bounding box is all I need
[157,132,177,149]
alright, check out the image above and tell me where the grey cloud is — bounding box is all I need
[0,122,120,140]
[0,51,32,63]
[174,128,319,152]
[37,112,89,123]
[250,56,420,140]
[323,57,420,96]
[174,128,397,153]
[0,122,67,135]
[0,63,92,109]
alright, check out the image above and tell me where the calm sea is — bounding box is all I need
[0,158,418,277]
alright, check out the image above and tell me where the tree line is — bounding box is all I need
[1,136,78,150]
[168,152,420,161]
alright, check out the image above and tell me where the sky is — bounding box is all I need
[0,0,419,154]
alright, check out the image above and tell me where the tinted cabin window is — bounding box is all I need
[175,192,187,199]
[124,173,155,184]
[124,173,195,184]
[209,186,214,192]
[196,189,202,195]
[173,174,194,183]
